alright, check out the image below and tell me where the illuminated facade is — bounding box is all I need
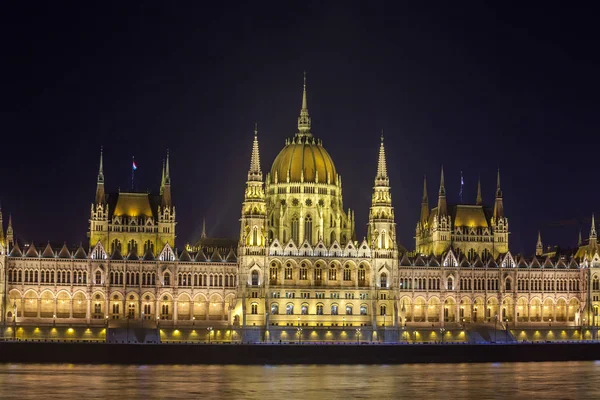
[0,78,599,343]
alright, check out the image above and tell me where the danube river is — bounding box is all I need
[0,362,598,399]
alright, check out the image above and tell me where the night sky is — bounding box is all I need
[2,3,599,255]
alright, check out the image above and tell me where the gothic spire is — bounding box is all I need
[160,159,166,195]
[161,150,172,208]
[248,123,263,182]
[591,213,597,240]
[578,229,583,247]
[201,217,207,239]
[420,174,429,226]
[476,175,482,205]
[438,165,446,196]
[297,72,312,136]
[536,230,543,256]
[6,214,14,247]
[0,204,4,246]
[493,169,504,219]
[95,146,105,204]
[375,130,389,185]
[165,149,171,185]
[437,166,447,216]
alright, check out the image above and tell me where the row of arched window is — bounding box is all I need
[7,269,84,285]
[268,303,369,316]
[399,277,441,290]
[177,273,236,288]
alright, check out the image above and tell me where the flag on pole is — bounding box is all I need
[459,171,464,203]
[132,160,138,170]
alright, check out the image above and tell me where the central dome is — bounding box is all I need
[270,135,337,184]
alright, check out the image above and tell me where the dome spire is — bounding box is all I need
[297,71,312,137]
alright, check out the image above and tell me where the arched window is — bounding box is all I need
[286,304,294,315]
[271,303,279,315]
[344,266,351,281]
[505,278,512,291]
[468,248,476,261]
[164,272,171,286]
[252,227,258,246]
[380,272,388,288]
[481,248,491,261]
[358,266,366,283]
[330,231,336,244]
[251,270,259,286]
[331,304,338,315]
[346,305,353,315]
[380,230,387,249]
[593,276,599,291]
[316,304,324,315]
[304,215,313,244]
[360,305,368,315]
[111,239,121,254]
[251,303,258,314]
[95,271,102,285]
[380,305,387,316]
[447,277,453,290]
[301,304,308,315]
[291,216,299,244]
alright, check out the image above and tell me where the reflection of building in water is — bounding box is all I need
[0,78,597,342]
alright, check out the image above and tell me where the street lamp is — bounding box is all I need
[549,318,552,327]
[440,327,446,344]
[356,328,361,345]
[207,326,213,344]
[13,301,17,340]
[494,313,498,343]
[192,316,195,327]
[142,311,145,329]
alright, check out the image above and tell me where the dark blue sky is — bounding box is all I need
[1,3,598,254]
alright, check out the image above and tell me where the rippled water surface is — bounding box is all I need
[1,362,598,399]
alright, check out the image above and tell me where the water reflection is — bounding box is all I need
[0,362,598,399]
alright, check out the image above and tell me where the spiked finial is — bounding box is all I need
[476,175,482,205]
[375,130,388,185]
[536,230,543,256]
[422,174,428,202]
[496,168,502,198]
[297,72,312,136]
[248,123,263,181]
[439,165,446,196]
[98,146,104,183]
[201,217,207,239]
[591,213,597,240]
[165,149,171,184]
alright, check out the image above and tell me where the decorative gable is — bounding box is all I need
[159,243,176,262]
[91,241,107,260]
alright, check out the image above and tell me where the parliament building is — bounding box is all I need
[0,79,598,343]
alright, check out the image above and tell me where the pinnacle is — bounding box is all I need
[375,131,388,183]
[248,124,263,181]
[297,73,312,136]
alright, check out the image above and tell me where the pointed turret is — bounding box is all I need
[420,175,429,227]
[437,166,447,216]
[0,204,4,247]
[493,169,504,219]
[297,72,312,136]
[95,147,105,204]
[160,159,165,195]
[536,230,543,256]
[476,176,483,205]
[201,217,207,239]
[248,123,263,181]
[590,213,597,241]
[6,214,14,248]
[578,229,583,247]
[161,150,172,208]
[375,131,389,186]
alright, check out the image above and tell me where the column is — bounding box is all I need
[222,300,226,321]
[173,299,178,323]
[69,299,73,319]
[205,300,210,321]
[514,300,518,328]
[37,299,41,318]
[53,299,57,319]
[86,298,91,322]
[528,302,531,323]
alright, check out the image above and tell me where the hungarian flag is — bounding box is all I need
[132,160,138,170]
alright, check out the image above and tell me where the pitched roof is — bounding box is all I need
[111,247,123,260]
[9,242,22,257]
[25,243,39,257]
[225,249,237,262]
[127,248,139,261]
[210,249,222,262]
[74,245,87,259]
[194,249,207,262]
[58,243,71,258]
[143,247,155,261]
[179,248,192,262]
[41,242,55,258]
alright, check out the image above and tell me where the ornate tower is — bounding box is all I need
[536,231,543,256]
[491,169,509,255]
[367,133,396,252]
[237,125,268,329]
[157,151,176,248]
[589,213,597,255]
[476,176,483,206]
[6,214,13,248]
[432,166,451,255]
[89,148,109,249]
